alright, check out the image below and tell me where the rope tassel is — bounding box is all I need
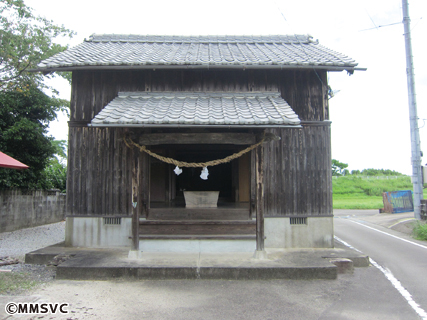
[174,166,182,175]
[200,167,209,180]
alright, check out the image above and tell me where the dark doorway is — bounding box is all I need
[149,145,235,204]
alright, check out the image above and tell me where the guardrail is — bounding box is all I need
[421,199,427,220]
[332,176,404,180]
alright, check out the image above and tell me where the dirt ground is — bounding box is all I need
[1,265,420,320]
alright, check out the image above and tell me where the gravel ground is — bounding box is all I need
[0,221,65,260]
[0,221,66,290]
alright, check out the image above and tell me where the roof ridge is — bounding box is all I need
[86,34,314,44]
[117,91,282,97]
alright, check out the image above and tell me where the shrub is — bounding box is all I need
[412,221,427,241]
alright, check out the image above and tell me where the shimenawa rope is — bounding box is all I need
[123,135,265,168]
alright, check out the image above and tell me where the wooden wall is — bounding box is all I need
[262,125,332,216]
[67,69,332,217]
[67,126,148,216]
[69,69,328,122]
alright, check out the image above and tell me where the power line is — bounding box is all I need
[359,21,402,32]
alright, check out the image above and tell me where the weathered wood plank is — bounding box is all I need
[148,208,250,220]
[139,234,256,240]
[131,149,140,250]
[67,68,332,220]
[140,220,256,225]
[139,220,255,235]
[255,141,264,251]
[137,133,256,145]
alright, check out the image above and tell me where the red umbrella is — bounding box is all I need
[0,151,29,170]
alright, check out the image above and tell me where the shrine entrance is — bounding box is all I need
[127,131,259,246]
[148,144,251,220]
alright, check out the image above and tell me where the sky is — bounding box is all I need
[26,0,426,175]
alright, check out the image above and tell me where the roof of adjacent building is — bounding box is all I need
[89,91,301,128]
[37,34,358,72]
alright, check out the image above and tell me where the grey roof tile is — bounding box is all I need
[90,92,301,127]
[37,34,357,71]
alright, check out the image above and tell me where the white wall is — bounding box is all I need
[65,217,133,247]
[264,217,334,248]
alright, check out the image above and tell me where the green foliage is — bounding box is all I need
[358,168,404,176]
[332,175,415,209]
[0,0,72,190]
[332,156,426,208]
[332,159,348,176]
[51,139,67,158]
[0,0,75,90]
[333,175,413,196]
[412,221,427,241]
[0,86,67,189]
[40,140,67,192]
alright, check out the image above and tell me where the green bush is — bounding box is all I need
[412,221,427,241]
[364,187,383,196]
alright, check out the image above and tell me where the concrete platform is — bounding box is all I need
[25,242,369,280]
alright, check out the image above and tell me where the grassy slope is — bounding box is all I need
[332,176,426,209]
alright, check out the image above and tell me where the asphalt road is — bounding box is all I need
[334,209,427,319]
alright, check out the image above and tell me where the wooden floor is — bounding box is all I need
[150,200,250,209]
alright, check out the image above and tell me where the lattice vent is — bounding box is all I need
[103,217,122,225]
[290,217,307,225]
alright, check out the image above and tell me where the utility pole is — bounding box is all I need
[402,0,423,220]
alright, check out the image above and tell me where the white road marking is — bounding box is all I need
[335,236,427,320]
[341,218,427,250]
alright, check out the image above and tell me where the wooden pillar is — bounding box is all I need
[131,150,140,250]
[141,152,150,219]
[255,143,265,251]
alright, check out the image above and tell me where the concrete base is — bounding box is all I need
[65,217,132,247]
[64,216,334,250]
[330,258,354,274]
[24,242,369,281]
[139,239,255,253]
[265,217,334,249]
[253,250,268,260]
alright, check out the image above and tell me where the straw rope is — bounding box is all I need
[123,135,265,168]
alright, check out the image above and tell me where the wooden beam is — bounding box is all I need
[255,141,265,251]
[137,133,256,145]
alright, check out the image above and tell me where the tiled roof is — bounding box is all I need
[90,92,301,128]
[37,34,357,71]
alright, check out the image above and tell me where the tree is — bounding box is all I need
[0,0,74,91]
[360,168,403,176]
[0,0,73,189]
[0,85,69,189]
[39,140,67,192]
[332,159,349,176]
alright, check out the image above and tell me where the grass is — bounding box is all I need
[412,221,427,241]
[333,193,383,209]
[332,175,426,209]
[0,272,39,295]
